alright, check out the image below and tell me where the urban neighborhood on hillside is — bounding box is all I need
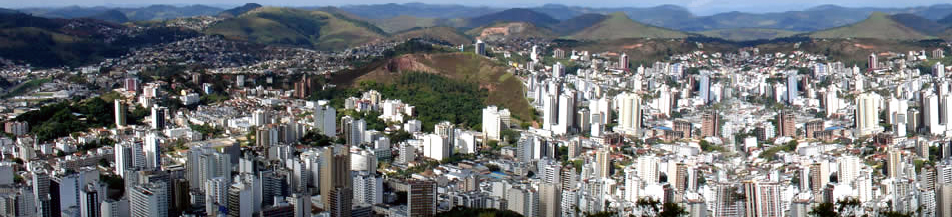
[1,1,952,217]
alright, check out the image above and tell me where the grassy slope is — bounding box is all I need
[372,15,439,33]
[567,12,688,40]
[390,27,472,45]
[697,28,800,41]
[809,12,935,40]
[340,52,532,122]
[464,22,558,40]
[940,28,952,41]
[205,7,385,50]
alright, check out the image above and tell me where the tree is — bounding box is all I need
[659,203,688,217]
[836,198,861,217]
[879,211,912,217]
[808,203,837,217]
[635,198,661,217]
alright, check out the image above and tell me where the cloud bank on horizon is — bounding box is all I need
[5,0,951,14]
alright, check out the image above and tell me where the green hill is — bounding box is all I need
[698,28,800,41]
[205,7,386,50]
[465,8,559,28]
[889,13,948,36]
[809,12,935,40]
[0,13,199,67]
[390,27,472,45]
[939,28,952,41]
[333,52,532,124]
[372,15,440,33]
[87,10,129,23]
[940,13,952,26]
[465,22,557,41]
[218,3,261,18]
[551,13,607,35]
[566,12,688,40]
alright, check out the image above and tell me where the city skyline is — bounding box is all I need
[5,0,952,15]
[0,0,951,216]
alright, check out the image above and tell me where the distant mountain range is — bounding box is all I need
[0,2,950,65]
[333,3,952,32]
[16,4,223,22]
[204,7,387,50]
[810,12,936,40]
[0,12,200,67]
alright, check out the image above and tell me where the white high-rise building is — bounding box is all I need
[186,147,232,191]
[825,85,842,117]
[352,172,383,206]
[143,133,161,170]
[886,97,908,125]
[482,106,511,141]
[423,134,451,161]
[398,143,416,164]
[100,198,128,217]
[553,62,565,79]
[624,167,641,202]
[531,45,540,62]
[204,177,229,216]
[350,149,377,172]
[543,94,559,130]
[937,162,952,185]
[129,182,168,217]
[787,74,798,104]
[700,74,711,103]
[252,109,270,126]
[837,155,861,184]
[475,40,486,56]
[289,193,310,217]
[314,105,337,137]
[637,156,659,184]
[227,180,255,217]
[554,93,575,135]
[936,62,946,78]
[927,94,943,135]
[654,86,673,117]
[616,92,642,136]
[620,53,629,70]
[854,92,881,136]
[590,96,612,125]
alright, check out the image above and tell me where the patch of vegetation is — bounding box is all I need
[300,130,335,147]
[759,140,798,160]
[205,7,384,50]
[1,78,51,99]
[699,140,726,152]
[189,124,224,139]
[15,97,115,141]
[354,72,487,131]
[436,207,522,217]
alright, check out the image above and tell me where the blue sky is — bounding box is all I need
[6,0,951,15]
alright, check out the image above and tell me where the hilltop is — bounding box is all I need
[698,28,801,41]
[465,22,557,41]
[550,13,608,35]
[21,4,222,21]
[888,13,948,36]
[465,8,559,28]
[567,12,688,40]
[0,13,200,67]
[333,52,532,123]
[218,3,262,18]
[809,12,935,40]
[390,27,472,45]
[205,7,386,50]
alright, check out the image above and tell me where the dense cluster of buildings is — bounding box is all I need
[3,18,952,217]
